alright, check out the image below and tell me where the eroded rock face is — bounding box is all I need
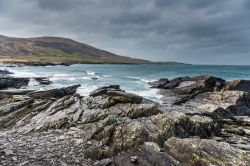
[112,142,179,166]
[182,90,250,119]
[84,112,219,160]
[164,137,250,166]
[225,80,250,93]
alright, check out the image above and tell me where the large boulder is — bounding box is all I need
[33,77,52,85]
[151,76,226,105]
[0,70,13,76]
[112,142,178,166]
[148,78,169,88]
[174,75,225,95]
[89,85,121,97]
[225,80,250,93]
[107,91,143,104]
[164,137,250,166]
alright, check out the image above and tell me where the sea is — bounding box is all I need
[1,64,250,103]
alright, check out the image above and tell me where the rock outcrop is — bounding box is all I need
[0,77,30,89]
[33,77,52,85]
[164,137,250,166]
[1,76,250,165]
[27,84,80,99]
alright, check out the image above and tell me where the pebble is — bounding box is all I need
[58,135,65,140]
[11,156,17,161]
[130,156,138,163]
[94,158,112,166]
[87,141,92,145]
[75,139,84,145]
[4,149,14,155]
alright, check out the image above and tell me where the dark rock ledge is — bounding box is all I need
[0,70,52,90]
[0,75,250,165]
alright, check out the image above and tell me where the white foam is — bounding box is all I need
[28,78,40,87]
[77,85,99,96]
[86,71,96,76]
[53,73,71,77]
[102,74,112,78]
[9,70,39,78]
[128,88,163,103]
[126,76,140,80]
[141,79,157,83]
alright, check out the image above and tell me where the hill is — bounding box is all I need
[0,35,150,65]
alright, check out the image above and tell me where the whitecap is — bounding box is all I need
[52,73,71,77]
[8,70,39,78]
[86,71,96,76]
[28,78,40,87]
[77,85,99,96]
[102,74,112,78]
[125,76,141,80]
[127,88,163,104]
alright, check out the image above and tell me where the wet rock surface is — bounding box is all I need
[0,77,30,89]
[0,75,250,165]
[0,70,52,89]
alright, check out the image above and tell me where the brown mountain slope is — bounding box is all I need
[0,35,150,64]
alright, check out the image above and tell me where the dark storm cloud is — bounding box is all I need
[0,0,250,64]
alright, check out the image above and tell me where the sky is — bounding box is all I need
[0,0,250,65]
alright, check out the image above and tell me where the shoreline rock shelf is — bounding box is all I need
[0,75,250,165]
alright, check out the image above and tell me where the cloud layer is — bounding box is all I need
[0,0,249,64]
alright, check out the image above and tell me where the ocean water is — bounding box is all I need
[1,64,250,103]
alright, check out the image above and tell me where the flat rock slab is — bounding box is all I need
[107,91,143,104]
[27,84,81,99]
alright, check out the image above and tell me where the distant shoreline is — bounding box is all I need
[0,59,188,66]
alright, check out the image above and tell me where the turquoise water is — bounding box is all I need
[1,64,250,102]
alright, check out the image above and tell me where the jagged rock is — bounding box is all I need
[89,85,121,97]
[84,96,117,109]
[19,94,86,132]
[218,116,250,147]
[184,90,250,119]
[162,76,191,89]
[164,137,250,166]
[0,89,35,95]
[33,77,52,85]
[94,158,113,166]
[81,103,160,124]
[85,112,219,160]
[1,78,250,165]
[152,76,225,105]
[27,84,81,99]
[0,70,13,76]
[148,78,169,88]
[0,77,30,90]
[225,80,250,93]
[112,142,178,166]
[106,91,143,104]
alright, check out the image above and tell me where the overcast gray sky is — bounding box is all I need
[0,0,250,65]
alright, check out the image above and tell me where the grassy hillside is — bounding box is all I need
[0,35,150,64]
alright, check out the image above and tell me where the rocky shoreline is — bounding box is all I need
[0,71,250,165]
